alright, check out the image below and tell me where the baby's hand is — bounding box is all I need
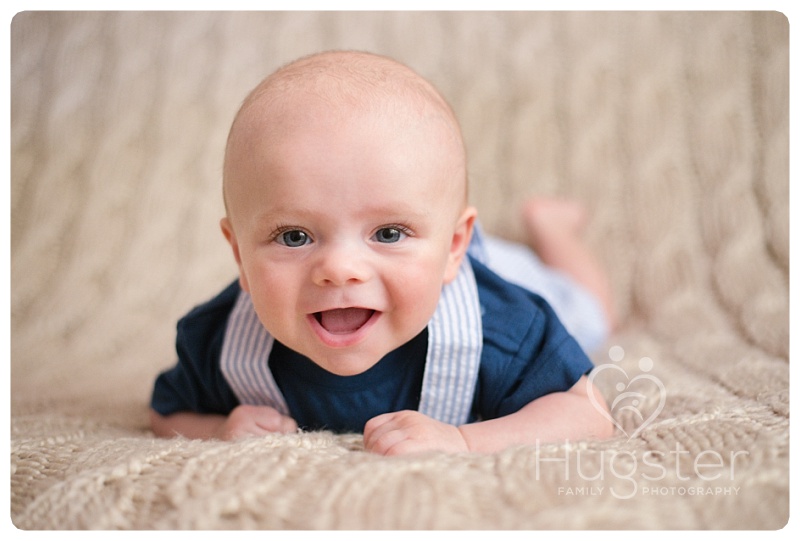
[363,410,469,456]
[215,404,298,441]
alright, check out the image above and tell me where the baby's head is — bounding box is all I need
[220,50,476,376]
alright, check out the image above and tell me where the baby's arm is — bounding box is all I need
[457,375,613,452]
[150,405,298,441]
[363,375,613,455]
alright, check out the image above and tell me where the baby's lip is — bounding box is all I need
[307,308,381,347]
[314,308,376,334]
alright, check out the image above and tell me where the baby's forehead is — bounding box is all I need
[239,52,458,135]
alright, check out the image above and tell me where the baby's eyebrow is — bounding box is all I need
[250,206,315,225]
[360,205,432,221]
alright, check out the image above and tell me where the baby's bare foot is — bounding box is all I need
[522,197,588,249]
[521,196,617,331]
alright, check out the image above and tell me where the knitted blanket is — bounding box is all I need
[10,11,789,529]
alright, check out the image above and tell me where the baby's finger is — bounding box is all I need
[363,412,400,450]
[253,407,297,434]
[365,424,408,455]
[279,415,299,434]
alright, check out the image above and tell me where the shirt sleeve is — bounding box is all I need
[470,258,595,421]
[150,282,241,416]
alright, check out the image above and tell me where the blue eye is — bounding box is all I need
[277,230,311,247]
[373,227,407,244]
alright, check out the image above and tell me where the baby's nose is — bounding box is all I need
[311,243,372,286]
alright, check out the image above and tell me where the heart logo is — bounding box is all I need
[588,346,666,440]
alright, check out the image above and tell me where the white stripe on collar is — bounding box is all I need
[220,291,290,416]
[219,257,483,426]
[419,256,483,425]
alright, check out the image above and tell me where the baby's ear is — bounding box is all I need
[220,217,250,293]
[443,206,477,284]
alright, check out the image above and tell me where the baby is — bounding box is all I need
[150,50,615,454]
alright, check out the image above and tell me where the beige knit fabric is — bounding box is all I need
[10,12,788,529]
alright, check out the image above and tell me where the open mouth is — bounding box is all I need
[314,308,377,335]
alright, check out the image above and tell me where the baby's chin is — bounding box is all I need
[303,350,388,377]
[294,334,412,377]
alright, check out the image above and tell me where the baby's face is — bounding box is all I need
[223,103,475,376]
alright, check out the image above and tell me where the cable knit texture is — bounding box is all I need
[11,12,788,529]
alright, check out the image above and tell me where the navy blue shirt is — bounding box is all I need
[151,257,594,433]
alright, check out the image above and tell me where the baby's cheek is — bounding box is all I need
[390,269,443,323]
